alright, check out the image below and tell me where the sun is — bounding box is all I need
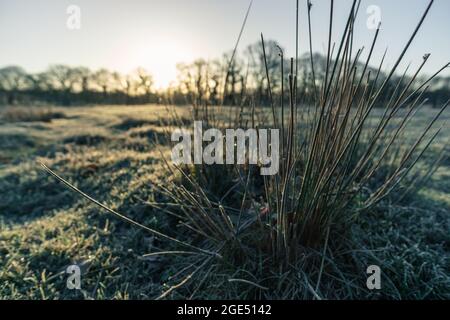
[110,32,199,90]
[131,39,196,90]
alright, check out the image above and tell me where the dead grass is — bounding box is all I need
[1,107,66,123]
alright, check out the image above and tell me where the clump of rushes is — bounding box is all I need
[44,0,448,299]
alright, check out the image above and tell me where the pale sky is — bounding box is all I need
[0,0,449,88]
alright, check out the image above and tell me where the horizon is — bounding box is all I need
[1,0,450,89]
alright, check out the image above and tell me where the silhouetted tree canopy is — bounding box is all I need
[0,39,448,107]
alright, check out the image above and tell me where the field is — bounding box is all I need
[0,104,449,299]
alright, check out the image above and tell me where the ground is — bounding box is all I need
[0,105,449,299]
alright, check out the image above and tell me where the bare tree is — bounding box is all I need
[92,69,114,99]
[135,68,154,103]
[0,66,30,104]
[113,72,137,105]
[244,40,283,104]
[45,65,87,105]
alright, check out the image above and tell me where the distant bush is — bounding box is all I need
[0,107,66,123]
[62,134,108,146]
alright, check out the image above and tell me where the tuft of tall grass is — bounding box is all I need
[153,0,449,296]
[161,0,448,256]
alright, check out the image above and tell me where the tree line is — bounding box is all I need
[1,39,449,107]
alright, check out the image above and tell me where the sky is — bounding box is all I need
[0,0,449,89]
